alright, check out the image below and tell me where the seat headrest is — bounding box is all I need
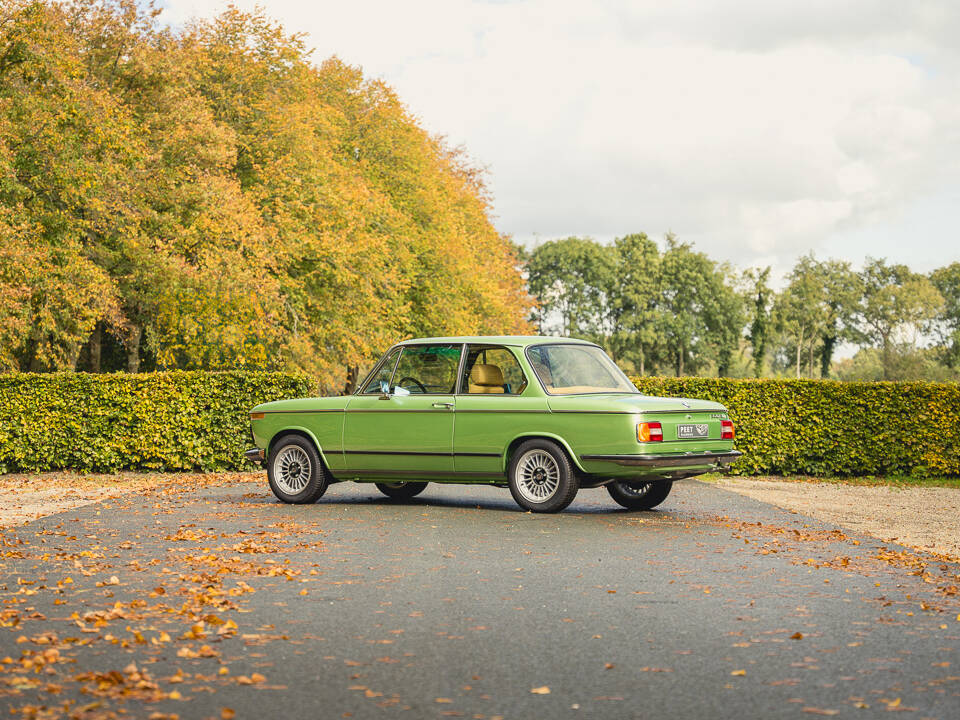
[470,363,504,387]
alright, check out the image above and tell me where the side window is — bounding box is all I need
[462,346,528,395]
[391,344,462,394]
[359,348,401,394]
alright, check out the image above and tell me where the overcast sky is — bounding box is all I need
[162,0,960,278]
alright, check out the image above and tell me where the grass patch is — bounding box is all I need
[702,473,960,489]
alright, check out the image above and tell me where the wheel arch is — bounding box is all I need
[268,427,332,472]
[503,432,587,474]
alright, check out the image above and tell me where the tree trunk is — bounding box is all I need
[126,326,141,373]
[795,327,803,379]
[89,323,102,373]
[676,344,684,377]
[882,336,890,381]
[638,348,645,377]
[343,365,358,395]
[819,334,836,379]
[808,341,815,378]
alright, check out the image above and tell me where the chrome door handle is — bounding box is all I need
[432,402,453,410]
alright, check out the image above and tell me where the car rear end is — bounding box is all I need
[577,402,741,480]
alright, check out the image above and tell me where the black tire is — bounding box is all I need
[606,480,673,510]
[267,434,328,504]
[375,481,428,500]
[507,439,579,513]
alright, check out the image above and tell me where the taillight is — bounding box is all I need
[637,422,663,442]
[721,420,735,440]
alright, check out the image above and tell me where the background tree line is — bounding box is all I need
[0,0,531,390]
[3,2,957,388]
[524,235,960,382]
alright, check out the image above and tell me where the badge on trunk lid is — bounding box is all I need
[677,423,709,439]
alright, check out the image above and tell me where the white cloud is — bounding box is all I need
[161,0,960,275]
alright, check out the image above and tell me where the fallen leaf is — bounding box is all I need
[790,632,803,640]
[221,710,236,720]
[730,670,746,676]
[530,686,551,695]
[801,708,838,716]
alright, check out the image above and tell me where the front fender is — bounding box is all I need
[261,424,334,471]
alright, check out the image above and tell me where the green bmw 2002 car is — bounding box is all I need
[246,336,741,513]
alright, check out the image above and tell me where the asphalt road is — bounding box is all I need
[1,476,958,719]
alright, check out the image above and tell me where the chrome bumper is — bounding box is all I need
[580,450,743,468]
[245,448,265,465]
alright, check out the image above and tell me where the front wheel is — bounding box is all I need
[606,480,673,510]
[375,481,428,500]
[508,440,579,513]
[268,435,328,504]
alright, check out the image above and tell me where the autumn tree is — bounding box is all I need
[0,1,531,387]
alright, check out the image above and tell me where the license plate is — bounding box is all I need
[677,423,709,439]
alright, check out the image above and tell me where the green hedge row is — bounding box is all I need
[0,372,313,473]
[631,376,960,477]
[2,372,956,477]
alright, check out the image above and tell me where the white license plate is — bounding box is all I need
[677,423,709,439]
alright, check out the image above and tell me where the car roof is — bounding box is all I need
[395,335,597,348]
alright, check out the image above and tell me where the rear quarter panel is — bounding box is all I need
[453,397,639,474]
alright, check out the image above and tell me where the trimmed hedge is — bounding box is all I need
[0,372,313,473]
[631,376,960,477]
[2,372,956,477]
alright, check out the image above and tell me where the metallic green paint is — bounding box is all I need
[249,336,741,487]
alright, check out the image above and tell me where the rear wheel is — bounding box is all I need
[375,481,428,500]
[268,435,328,504]
[606,480,673,510]
[508,439,579,513]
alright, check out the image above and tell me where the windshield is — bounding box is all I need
[526,344,638,395]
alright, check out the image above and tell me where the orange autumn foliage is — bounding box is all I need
[0,0,531,389]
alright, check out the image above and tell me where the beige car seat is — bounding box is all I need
[469,364,505,394]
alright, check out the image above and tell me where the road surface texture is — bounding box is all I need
[1,475,958,719]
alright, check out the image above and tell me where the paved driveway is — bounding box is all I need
[1,477,958,719]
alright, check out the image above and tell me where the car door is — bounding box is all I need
[342,343,462,476]
[453,344,549,475]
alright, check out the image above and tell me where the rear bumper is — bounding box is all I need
[245,448,265,465]
[580,450,742,468]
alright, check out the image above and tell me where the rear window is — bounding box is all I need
[526,344,637,395]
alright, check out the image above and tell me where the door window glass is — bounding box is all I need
[462,345,527,395]
[359,348,401,394]
[392,344,462,394]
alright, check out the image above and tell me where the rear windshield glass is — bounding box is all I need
[526,344,638,395]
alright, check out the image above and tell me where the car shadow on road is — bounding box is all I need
[229,481,674,516]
